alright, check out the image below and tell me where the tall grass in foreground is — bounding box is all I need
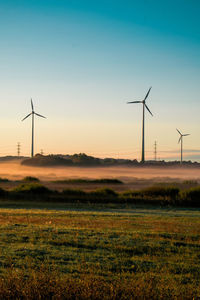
[0,265,199,299]
[0,209,199,299]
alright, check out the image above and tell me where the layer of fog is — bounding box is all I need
[0,160,200,182]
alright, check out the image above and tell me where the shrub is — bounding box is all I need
[180,186,200,206]
[0,188,5,197]
[121,187,179,201]
[142,186,179,199]
[55,178,123,184]
[91,178,123,184]
[62,189,86,196]
[0,178,9,182]
[13,183,50,195]
[121,190,141,198]
[182,180,198,186]
[22,176,40,182]
[62,188,118,203]
[91,188,117,197]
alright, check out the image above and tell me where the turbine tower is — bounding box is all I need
[176,129,190,164]
[22,99,46,157]
[127,87,153,162]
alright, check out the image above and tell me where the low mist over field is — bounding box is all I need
[1,160,200,182]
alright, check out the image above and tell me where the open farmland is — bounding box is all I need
[0,207,199,299]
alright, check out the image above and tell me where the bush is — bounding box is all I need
[91,188,117,197]
[55,178,123,184]
[0,188,6,197]
[142,186,179,199]
[91,178,123,184]
[62,189,86,196]
[121,190,141,198]
[13,183,50,195]
[22,176,40,182]
[61,188,118,203]
[0,178,9,182]
[182,180,198,186]
[180,186,200,206]
[120,187,180,205]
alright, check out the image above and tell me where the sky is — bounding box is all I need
[0,0,199,160]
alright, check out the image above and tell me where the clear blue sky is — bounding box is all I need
[0,0,199,160]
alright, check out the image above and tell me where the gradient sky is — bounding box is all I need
[0,0,199,160]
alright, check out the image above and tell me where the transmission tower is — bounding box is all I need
[154,141,157,161]
[17,142,21,157]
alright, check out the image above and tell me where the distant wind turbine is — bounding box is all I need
[22,99,46,157]
[176,128,190,164]
[127,87,153,162]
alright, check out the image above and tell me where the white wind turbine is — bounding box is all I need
[22,99,46,157]
[127,87,153,162]
[176,128,190,163]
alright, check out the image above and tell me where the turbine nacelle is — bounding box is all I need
[176,128,190,164]
[22,99,46,121]
[127,87,153,116]
[176,128,190,143]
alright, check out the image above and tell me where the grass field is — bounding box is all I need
[0,205,199,299]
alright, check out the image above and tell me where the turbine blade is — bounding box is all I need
[145,104,153,116]
[176,128,182,135]
[31,98,34,111]
[144,87,152,101]
[35,112,46,118]
[22,113,32,121]
[127,101,142,104]
[183,134,190,136]
[178,136,182,144]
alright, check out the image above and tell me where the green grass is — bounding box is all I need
[0,207,199,298]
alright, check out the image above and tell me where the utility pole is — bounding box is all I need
[17,142,21,157]
[154,141,157,161]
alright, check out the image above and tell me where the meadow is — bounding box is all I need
[0,206,199,299]
[0,171,199,298]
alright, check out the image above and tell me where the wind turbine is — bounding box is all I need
[176,129,190,164]
[127,87,153,162]
[22,99,46,157]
